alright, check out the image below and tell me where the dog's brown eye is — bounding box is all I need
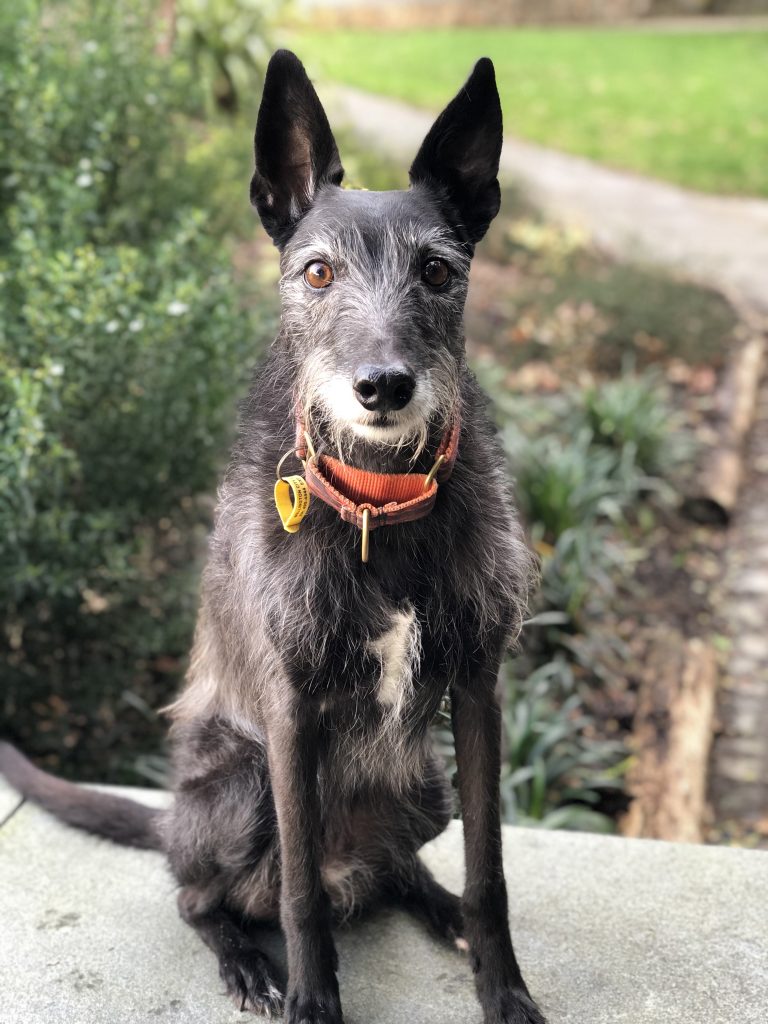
[422,259,449,288]
[304,261,333,289]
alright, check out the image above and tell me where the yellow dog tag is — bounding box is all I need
[274,474,310,533]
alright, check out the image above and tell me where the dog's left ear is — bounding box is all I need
[409,58,502,246]
[250,50,344,244]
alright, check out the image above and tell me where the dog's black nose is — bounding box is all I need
[353,365,415,413]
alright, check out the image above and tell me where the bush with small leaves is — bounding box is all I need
[0,1,269,782]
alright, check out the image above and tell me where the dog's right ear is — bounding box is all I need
[409,57,502,246]
[250,50,344,245]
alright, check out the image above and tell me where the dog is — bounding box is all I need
[0,51,544,1024]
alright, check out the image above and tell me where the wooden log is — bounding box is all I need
[620,632,718,843]
[683,334,765,524]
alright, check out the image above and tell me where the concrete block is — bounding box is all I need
[1,785,767,1023]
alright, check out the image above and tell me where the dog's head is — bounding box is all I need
[251,50,502,458]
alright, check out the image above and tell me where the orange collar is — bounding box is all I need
[296,413,460,560]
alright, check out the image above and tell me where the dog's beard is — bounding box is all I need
[296,351,458,465]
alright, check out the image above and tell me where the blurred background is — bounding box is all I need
[1,0,766,848]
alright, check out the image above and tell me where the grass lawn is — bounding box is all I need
[293,28,768,197]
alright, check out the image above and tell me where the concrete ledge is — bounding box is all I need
[1,778,767,1022]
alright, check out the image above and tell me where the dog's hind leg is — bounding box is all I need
[166,721,285,1014]
[324,750,465,946]
[389,857,466,950]
[383,757,466,947]
[178,887,284,1016]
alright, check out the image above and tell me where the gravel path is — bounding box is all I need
[326,85,768,312]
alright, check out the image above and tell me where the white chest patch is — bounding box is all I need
[368,607,420,711]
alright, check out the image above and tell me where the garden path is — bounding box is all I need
[327,85,768,313]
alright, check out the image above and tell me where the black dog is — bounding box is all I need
[0,51,544,1024]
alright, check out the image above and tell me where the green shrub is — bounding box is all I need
[0,1,269,782]
[1,221,252,602]
[0,1,201,250]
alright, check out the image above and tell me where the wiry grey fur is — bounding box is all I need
[0,50,546,1024]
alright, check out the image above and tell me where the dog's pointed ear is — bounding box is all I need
[250,50,344,244]
[409,58,502,246]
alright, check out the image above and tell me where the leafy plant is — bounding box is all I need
[498,373,678,622]
[500,659,627,831]
[505,426,636,542]
[475,372,678,832]
[0,0,202,250]
[582,371,679,476]
[536,526,622,619]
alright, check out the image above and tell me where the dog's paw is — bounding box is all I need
[400,872,467,950]
[284,985,343,1024]
[483,987,547,1024]
[422,889,466,949]
[219,951,285,1017]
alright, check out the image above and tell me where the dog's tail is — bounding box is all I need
[0,742,164,850]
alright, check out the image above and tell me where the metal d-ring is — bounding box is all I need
[361,508,371,563]
[276,449,303,482]
[423,454,446,490]
[275,432,317,482]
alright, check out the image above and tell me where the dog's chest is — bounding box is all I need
[319,604,432,791]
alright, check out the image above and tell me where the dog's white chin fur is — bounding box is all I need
[346,417,424,444]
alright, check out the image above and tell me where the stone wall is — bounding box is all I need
[297,0,654,29]
[296,0,767,27]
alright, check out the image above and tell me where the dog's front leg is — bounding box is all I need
[451,663,547,1024]
[266,694,343,1024]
